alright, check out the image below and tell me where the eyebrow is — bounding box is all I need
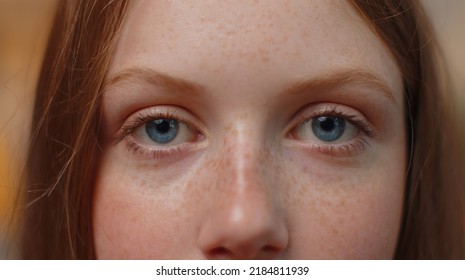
[105,67,205,95]
[283,69,396,103]
[106,67,396,103]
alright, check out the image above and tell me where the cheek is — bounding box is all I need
[92,140,405,259]
[92,150,205,259]
[285,149,405,259]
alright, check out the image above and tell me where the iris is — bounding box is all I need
[311,116,345,142]
[145,119,179,144]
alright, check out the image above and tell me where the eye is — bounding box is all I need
[118,106,205,159]
[290,104,375,148]
[287,104,377,157]
[294,115,359,143]
[311,116,355,142]
[145,119,180,144]
[306,116,358,142]
[133,117,196,146]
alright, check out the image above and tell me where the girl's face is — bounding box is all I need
[93,0,406,259]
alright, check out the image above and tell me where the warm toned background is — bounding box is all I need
[0,0,464,259]
[0,0,57,258]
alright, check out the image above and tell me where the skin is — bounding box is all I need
[93,0,406,259]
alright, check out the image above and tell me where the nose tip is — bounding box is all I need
[198,198,288,260]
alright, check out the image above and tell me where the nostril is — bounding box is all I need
[262,244,280,254]
[209,247,233,259]
[207,244,283,259]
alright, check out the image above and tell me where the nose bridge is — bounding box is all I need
[220,120,268,193]
[197,120,287,259]
[218,120,277,230]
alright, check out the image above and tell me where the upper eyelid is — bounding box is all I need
[126,105,204,125]
[286,104,379,139]
[117,107,204,142]
[288,104,369,128]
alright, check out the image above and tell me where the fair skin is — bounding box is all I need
[93,0,406,259]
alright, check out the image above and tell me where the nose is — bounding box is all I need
[198,133,288,259]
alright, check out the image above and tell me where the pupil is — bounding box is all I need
[311,116,345,142]
[319,117,335,131]
[146,118,179,144]
[155,119,171,134]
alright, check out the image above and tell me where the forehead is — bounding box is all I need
[110,0,401,96]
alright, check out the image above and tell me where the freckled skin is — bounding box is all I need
[93,0,406,259]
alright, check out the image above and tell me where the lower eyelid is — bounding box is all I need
[123,126,207,160]
[124,134,186,159]
[288,137,370,157]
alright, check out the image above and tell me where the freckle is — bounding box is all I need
[302,166,309,174]
[225,30,235,36]
[128,174,136,182]
[261,56,270,63]
[337,215,344,225]
[317,206,329,227]
[224,157,231,168]
[199,16,208,23]
[299,184,308,196]
[212,67,221,74]
[246,151,253,161]
[205,159,214,169]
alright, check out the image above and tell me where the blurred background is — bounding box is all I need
[0,0,464,259]
[0,0,57,258]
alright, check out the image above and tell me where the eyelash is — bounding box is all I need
[310,138,370,157]
[289,105,377,157]
[118,110,202,159]
[118,105,376,159]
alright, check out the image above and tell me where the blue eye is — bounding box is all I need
[293,114,358,144]
[145,119,179,144]
[311,116,345,142]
